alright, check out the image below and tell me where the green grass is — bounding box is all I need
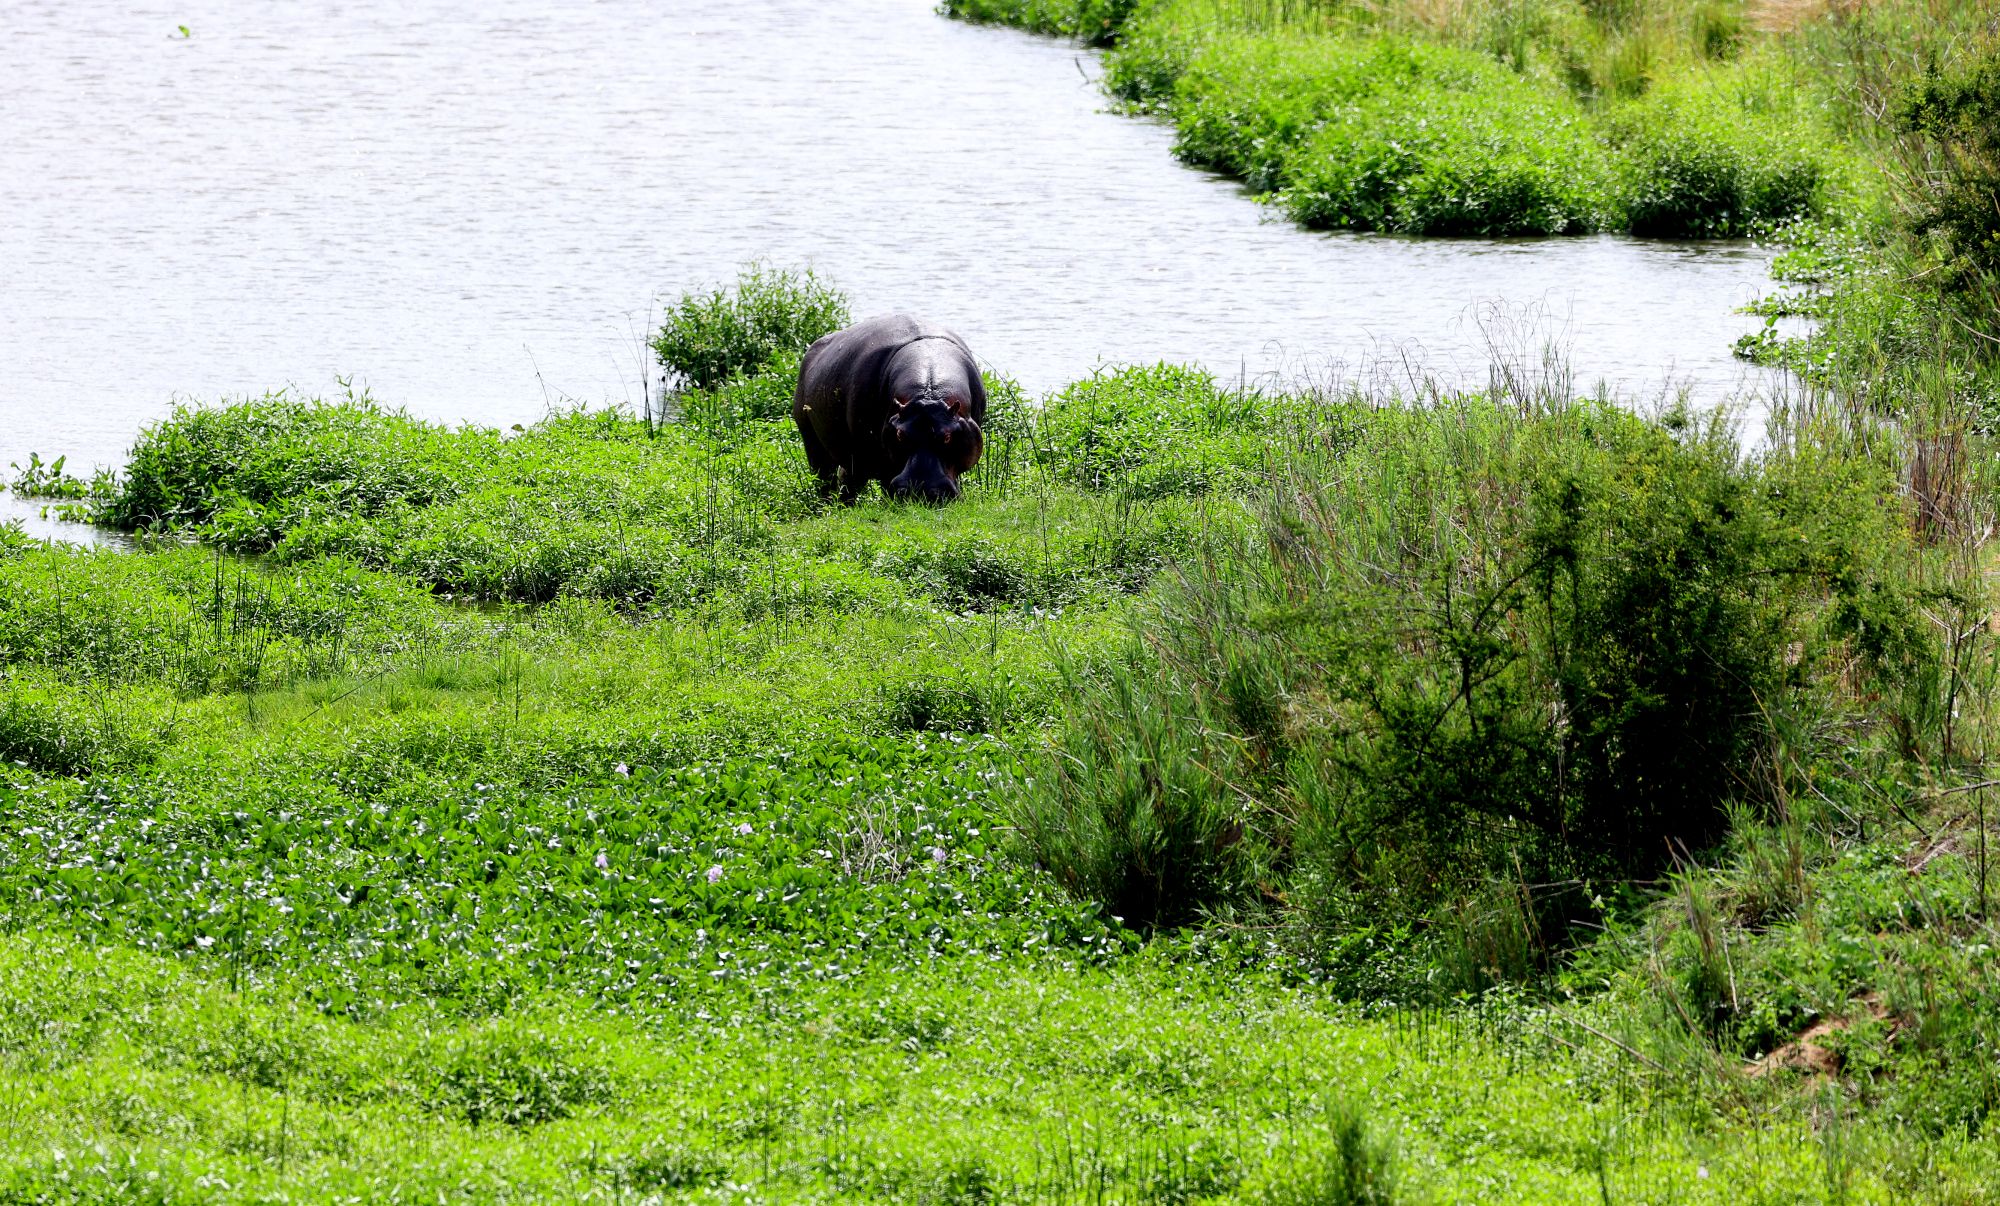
[6,935,1995,1202]
[75,367,1277,613]
[4,253,2000,1196]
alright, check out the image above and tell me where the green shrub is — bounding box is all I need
[1102,14,1198,110]
[609,1141,730,1191]
[1614,82,1830,236]
[652,265,849,392]
[1167,34,1613,234]
[102,393,472,536]
[1691,1,1746,61]
[1014,400,1913,935]
[1012,654,1271,928]
[1030,363,1347,497]
[1281,79,1613,234]
[0,546,451,690]
[1895,49,2000,294]
[674,351,805,435]
[1602,29,1661,98]
[941,0,1141,46]
[1248,1094,1397,1206]
[8,452,110,503]
[0,679,159,776]
[880,680,996,733]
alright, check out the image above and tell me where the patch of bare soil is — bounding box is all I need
[1747,993,1897,1079]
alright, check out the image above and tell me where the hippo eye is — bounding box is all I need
[940,429,953,445]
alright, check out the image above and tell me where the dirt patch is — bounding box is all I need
[1747,993,1897,1079]
[1746,0,1873,35]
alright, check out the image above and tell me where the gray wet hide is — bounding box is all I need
[792,314,987,504]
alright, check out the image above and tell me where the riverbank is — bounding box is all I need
[940,0,2000,413]
[2,261,1999,1195]
[948,0,1902,237]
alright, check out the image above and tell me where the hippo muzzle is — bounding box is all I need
[886,449,962,504]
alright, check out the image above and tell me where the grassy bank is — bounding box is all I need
[946,0,1915,237]
[944,0,2000,418]
[2,256,1999,1197]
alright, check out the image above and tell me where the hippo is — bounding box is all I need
[792,314,986,504]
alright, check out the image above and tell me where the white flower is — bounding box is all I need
[195,935,215,948]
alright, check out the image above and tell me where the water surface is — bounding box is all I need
[1,0,1778,542]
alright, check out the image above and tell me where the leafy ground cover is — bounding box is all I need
[7,217,2000,1202]
[10,933,1995,1203]
[4,358,1999,1198]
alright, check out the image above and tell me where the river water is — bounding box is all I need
[1,0,1779,543]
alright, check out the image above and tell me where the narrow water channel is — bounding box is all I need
[1,0,1779,542]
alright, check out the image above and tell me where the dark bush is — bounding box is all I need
[1895,50,2000,294]
[880,679,998,733]
[428,1017,617,1128]
[1012,400,1910,934]
[1013,654,1270,928]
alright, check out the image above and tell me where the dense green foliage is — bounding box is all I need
[78,362,1305,613]
[4,375,2000,1195]
[956,0,1858,237]
[1015,400,1924,936]
[942,0,1139,46]
[15,930,1969,1202]
[649,264,849,393]
[1896,47,2000,294]
[1613,79,1833,238]
[1167,36,1615,234]
[12,225,2000,1195]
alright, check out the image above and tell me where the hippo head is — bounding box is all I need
[882,391,983,504]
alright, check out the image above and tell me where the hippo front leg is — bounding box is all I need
[793,412,844,501]
[837,465,865,505]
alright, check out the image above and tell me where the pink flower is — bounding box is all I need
[594,851,611,874]
[613,762,630,777]
[736,823,754,836]
[929,846,947,864]
[705,865,725,885]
